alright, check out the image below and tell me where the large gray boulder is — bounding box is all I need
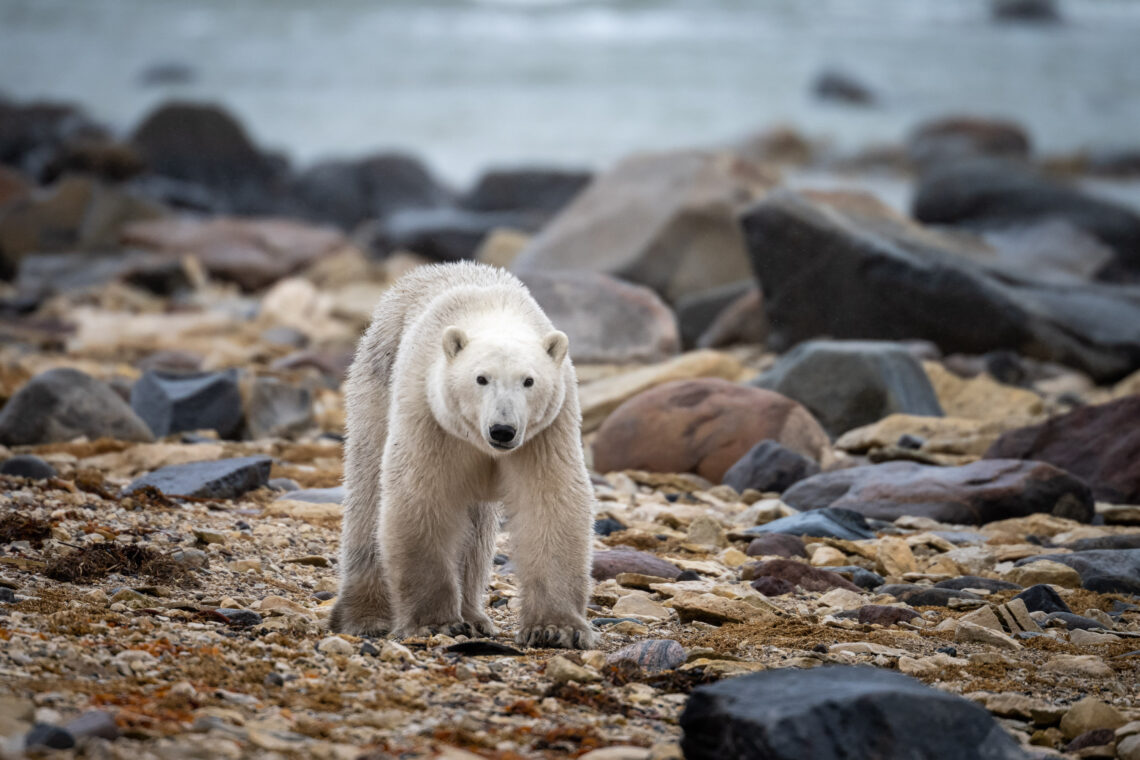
[753,340,943,437]
[513,149,775,303]
[0,368,154,446]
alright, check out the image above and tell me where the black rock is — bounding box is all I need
[937,647,958,657]
[745,533,808,559]
[1044,612,1106,631]
[444,640,524,657]
[313,591,336,601]
[675,280,756,350]
[1013,584,1071,615]
[812,69,877,106]
[359,207,542,262]
[722,440,821,493]
[594,517,626,536]
[359,641,381,657]
[679,665,1028,760]
[935,576,1022,593]
[827,566,886,590]
[125,456,272,499]
[0,368,154,446]
[753,340,943,439]
[0,588,16,603]
[64,711,119,742]
[734,507,874,541]
[130,369,244,439]
[742,190,1140,382]
[24,723,76,750]
[606,639,686,672]
[0,454,57,480]
[1013,549,1140,594]
[214,608,262,627]
[461,168,591,215]
[676,570,703,582]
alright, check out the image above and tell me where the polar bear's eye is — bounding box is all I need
[476,375,488,385]
[523,377,534,388]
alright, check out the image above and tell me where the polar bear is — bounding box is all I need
[329,261,597,649]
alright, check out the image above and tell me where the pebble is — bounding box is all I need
[612,592,671,621]
[214,608,263,626]
[24,723,75,750]
[317,636,355,656]
[955,620,1022,651]
[0,455,57,480]
[607,640,686,673]
[546,655,601,684]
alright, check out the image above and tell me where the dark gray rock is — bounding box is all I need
[752,340,943,437]
[907,117,1031,169]
[723,440,820,494]
[444,640,524,657]
[1013,549,1140,594]
[935,576,1022,592]
[359,207,541,262]
[461,168,590,215]
[591,548,681,582]
[130,369,243,440]
[125,456,272,499]
[828,566,886,590]
[741,559,862,593]
[64,711,119,742]
[290,153,451,230]
[24,723,75,750]
[276,486,344,504]
[214,608,263,626]
[745,533,807,559]
[812,69,876,106]
[1044,612,1107,631]
[1062,535,1140,552]
[675,280,755,350]
[782,460,1094,525]
[0,588,16,603]
[245,377,313,440]
[518,270,680,364]
[0,455,56,480]
[0,368,154,446]
[680,665,1028,760]
[1013,584,1071,615]
[992,0,1061,23]
[742,191,1140,383]
[847,605,920,626]
[879,585,984,607]
[606,639,686,672]
[913,159,1140,282]
[594,517,626,536]
[734,507,874,541]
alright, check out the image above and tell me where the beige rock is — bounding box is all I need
[923,362,1044,421]
[668,591,771,625]
[875,536,918,577]
[1120,735,1140,760]
[578,350,745,433]
[828,642,909,658]
[1059,697,1126,739]
[259,595,312,617]
[258,277,346,342]
[955,620,1021,651]
[984,513,1085,539]
[475,228,531,269]
[835,413,1030,458]
[816,588,865,612]
[1082,608,1116,629]
[995,599,1041,634]
[898,653,967,676]
[577,748,652,760]
[1003,560,1082,589]
[1096,503,1140,526]
[546,655,601,684]
[612,592,671,621]
[83,442,226,478]
[922,554,962,576]
[264,500,344,525]
[976,692,1066,725]
[317,636,354,656]
[960,605,1004,633]
[686,515,725,547]
[1042,654,1114,678]
[1070,629,1121,646]
[719,548,748,568]
[810,546,846,567]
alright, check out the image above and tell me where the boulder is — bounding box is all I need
[592,379,829,483]
[984,395,1140,504]
[245,377,314,440]
[513,149,775,302]
[358,206,539,262]
[290,153,451,230]
[913,159,1140,282]
[122,216,346,291]
[1013,550,1140,595]
[742,190,1140,382]
[741,559,862,593]
[129,101,283,214]
[675,280,755,349]
[0,368,153,446]
[680,666,1028,760]
[125,456,273,499]
[722,441,820,494]
[907,117,1031,169]
[782,459,1093,525]
[518,270,679,364]
[0,176,166,278]
[130,369,244,440]
[461,168,591,215]
[733,507,874,542]
[753,340,943,438]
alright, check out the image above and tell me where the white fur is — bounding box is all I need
[329,261,598,649]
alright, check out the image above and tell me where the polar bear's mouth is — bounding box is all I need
[490,441,517,451]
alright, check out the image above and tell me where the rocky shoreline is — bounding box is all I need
[1,95,1140,759]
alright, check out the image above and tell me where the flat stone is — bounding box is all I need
[936,576,1022,593]
[612,592,671,621]
[606,639,686,673]
[680,665,1028,760]
[955,620,1022,651]
[1013,549,1140,594]
[669,591,771,625]
[546,655,601,684]
[592,549,681,582]
[1070,629,1120,646]
[125,456,273,499]
[735,507,874,541]
[276,486,345,504]
[1004,560,1084,590]
[854,605,919,626]
[0,455,57,479]
[1042,655,1114,678]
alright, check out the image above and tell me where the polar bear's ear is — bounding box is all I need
[442,326,468,360]
[543,330,569,364]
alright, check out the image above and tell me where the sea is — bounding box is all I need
[1,0,1139,186]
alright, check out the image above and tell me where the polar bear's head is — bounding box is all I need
[431,324,570,455]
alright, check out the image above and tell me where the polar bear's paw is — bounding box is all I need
[464,612,499,637]
[400,620,476,638]
[516,622,598,650]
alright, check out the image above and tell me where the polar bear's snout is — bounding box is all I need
[489,424,517,447]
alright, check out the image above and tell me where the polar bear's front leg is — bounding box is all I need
[501,422,598,649]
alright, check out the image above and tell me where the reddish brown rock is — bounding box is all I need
[592,379,829,483]
[745,533,808,559]
[122,216,346,291]
[783,459,1094,525]
[984,395,1140,504]
[0,165,31,207]
[855,605,920,626]
[741,559,862,593]
[592,548,681,582]
[908,116,1031,168]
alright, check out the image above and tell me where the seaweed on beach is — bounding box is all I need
[0,513,53,548]
[42,543,185,584]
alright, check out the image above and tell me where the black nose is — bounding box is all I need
[489,425,516,444]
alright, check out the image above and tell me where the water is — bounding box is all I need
[1,0,1139,185]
